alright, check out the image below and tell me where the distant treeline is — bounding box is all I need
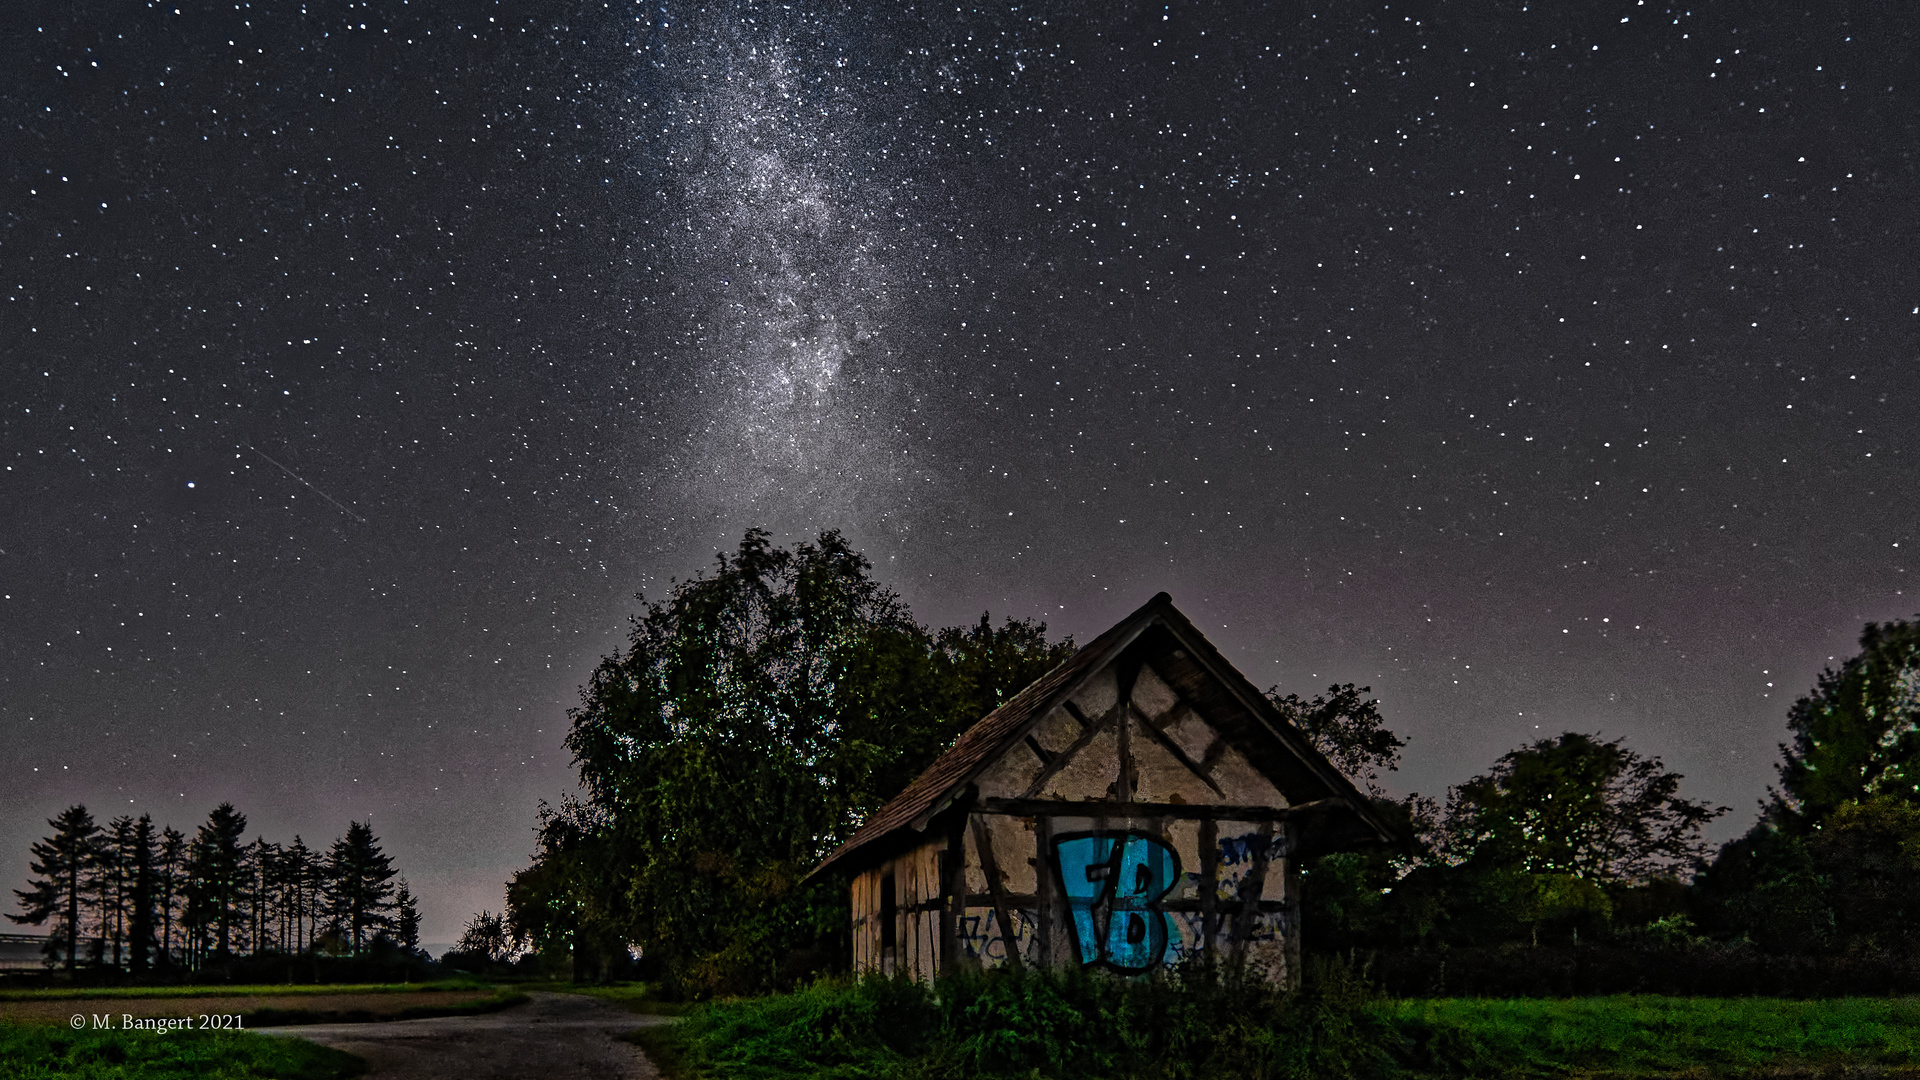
[7,802,421,977]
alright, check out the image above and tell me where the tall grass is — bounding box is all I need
[0,1020,364,1080]
[642,964,1920,1080]
[644,960,1396,1080]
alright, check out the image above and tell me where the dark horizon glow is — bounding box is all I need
[2,0,1914,942]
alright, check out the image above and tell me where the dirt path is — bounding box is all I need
[259,990,669,1080]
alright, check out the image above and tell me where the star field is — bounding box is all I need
[3,0,1915,939]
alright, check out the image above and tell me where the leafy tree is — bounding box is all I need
[556,528,1072,995]
[507,798,630,982]
[1445,732,1724,883]
[1270,683,1407,796]
[456,910,512,965]
[1774,617,1920,828]
[326,821,397,953]
[9,805,101,972]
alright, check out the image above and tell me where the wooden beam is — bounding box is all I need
[979,797,1341,821]
[1023,734,1055,767]
[1230,821,1277,960]
[970,816,1023,971]
[1061,699,1092,731]
[949,893,1282,916]
[1017,699,1119,799]
[1115,661,1140,801]
[1134,702,1227,797]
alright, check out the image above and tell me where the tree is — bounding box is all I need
[283,836,321,955]
[126,815,159,974]
[394,881,422,955]
[456,910,512,965]
[185,803,250,964]
[154,826,187,966]
[1270,683,1407,796]
[326,821,397,953]
[1446,732,1724,883]
[557,528,1072,995]
[102,816,136,969]
[1774,617,1920,828]
[9,805,101,972]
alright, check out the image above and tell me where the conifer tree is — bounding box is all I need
[326,821,397,953]
[395,881,422,955]
[285,836,319,954]
[127,815,159,974]
[186,803,251,963]
[9,806,101,972]
[155,826,186,966]
[103,816,135,968]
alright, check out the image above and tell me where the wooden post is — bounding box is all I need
[1035,814,1055,966]
[1230,821,1276,964]
[971,815,1023,971]
[1199,817,1219,965]
[943,811,967,973]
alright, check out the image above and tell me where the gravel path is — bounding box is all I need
[259,990,669,1080]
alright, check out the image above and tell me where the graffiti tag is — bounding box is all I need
[1051,832,1180,973]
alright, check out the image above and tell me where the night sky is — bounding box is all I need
[4,0,1915,943]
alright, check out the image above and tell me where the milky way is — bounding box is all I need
[2,0,1915,939]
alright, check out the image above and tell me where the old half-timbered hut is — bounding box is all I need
[808,592,1394,986]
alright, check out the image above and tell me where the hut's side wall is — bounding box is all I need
[850,840,948,980]
[851,866,880,974]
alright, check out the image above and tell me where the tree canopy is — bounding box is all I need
[1446,732,1724,883]
[532,528,1073,995]
[1774,617,1920,828]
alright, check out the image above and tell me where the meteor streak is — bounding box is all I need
[250,446,368,524]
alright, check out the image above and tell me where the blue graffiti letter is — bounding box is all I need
[1052,832,1179,973]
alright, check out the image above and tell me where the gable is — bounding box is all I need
[968,658,1287,809]
[809,593,1391,880]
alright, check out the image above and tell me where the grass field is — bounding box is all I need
[0,1020,365,1080]
[1386,995,1920,1077]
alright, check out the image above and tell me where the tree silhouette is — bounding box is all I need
[394,881,422,955]
[155,826,186,966]
[1447,732,1724,883]
[9,806,101,972]
[126,815,159,974]
[284,836,321,955]
[186,803,250,964]
[327,821,396,953]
